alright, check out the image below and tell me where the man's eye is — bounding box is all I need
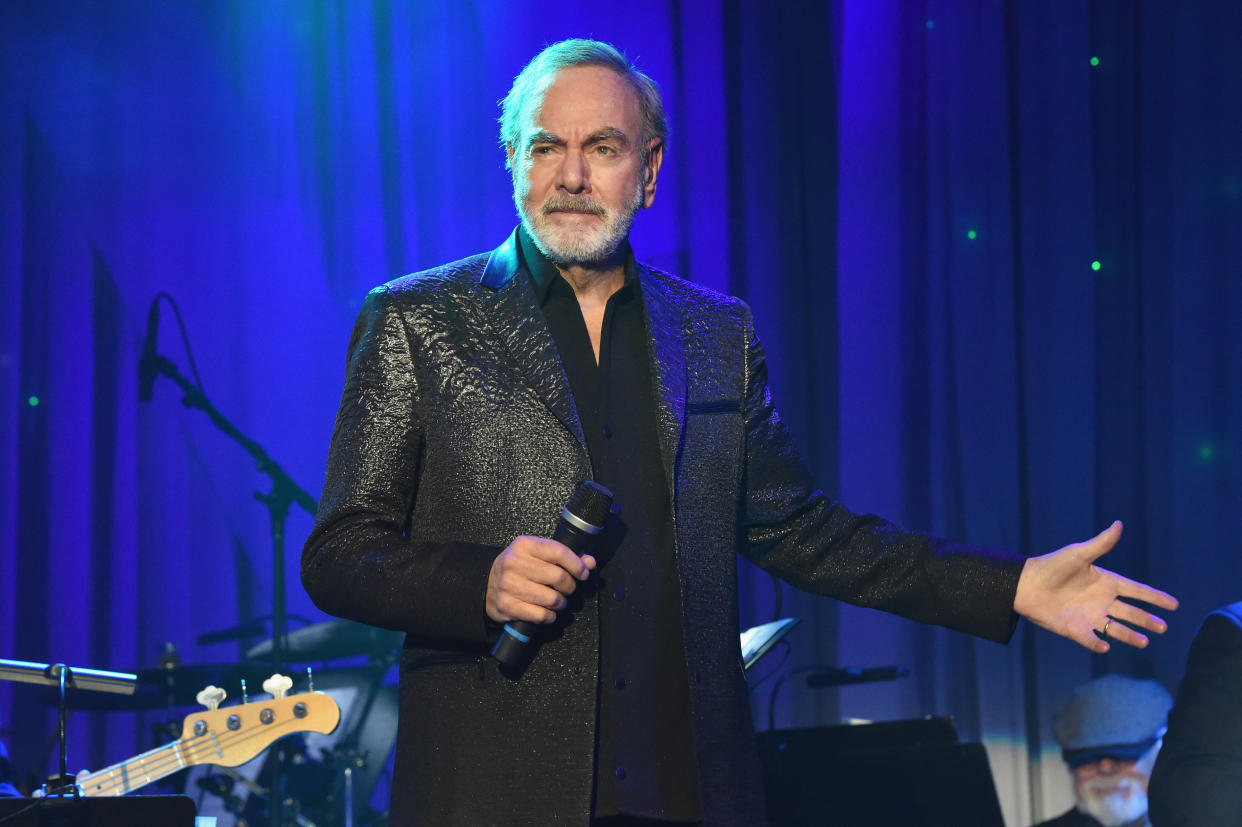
[595,145,614,155]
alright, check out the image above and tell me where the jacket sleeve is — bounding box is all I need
[736,304,1025,643]
[301,286,499,646]
[1148,607,1242,826]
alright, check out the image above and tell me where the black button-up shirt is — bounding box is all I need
[518,227,703,821]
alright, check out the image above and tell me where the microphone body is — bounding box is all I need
[491,481,613,672]
[138,297,161,401]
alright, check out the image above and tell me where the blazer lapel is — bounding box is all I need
[638,265,687,500]
[478,231,589,455]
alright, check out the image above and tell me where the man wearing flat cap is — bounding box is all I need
[1033,675,1172,827]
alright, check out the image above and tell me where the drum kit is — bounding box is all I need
[9,618,402,827]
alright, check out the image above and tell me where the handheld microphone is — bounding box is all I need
[491,480,613,672]
[138,296,161,402]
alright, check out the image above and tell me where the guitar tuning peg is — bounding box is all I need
[196,685,227,711]
[263,673,293,699]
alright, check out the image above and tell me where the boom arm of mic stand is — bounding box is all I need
[151,356,318,516]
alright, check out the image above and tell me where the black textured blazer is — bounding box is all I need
[302,229,1025,826]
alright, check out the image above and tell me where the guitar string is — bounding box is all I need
[81,700,332,796]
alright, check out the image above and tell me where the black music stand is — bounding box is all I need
[0,796,197,827]
[0,659,136,792]
[757,718,1006,826]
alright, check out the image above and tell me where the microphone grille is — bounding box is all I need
[565,480,613,527]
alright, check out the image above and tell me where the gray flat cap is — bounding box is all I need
[1052,674,1172,767]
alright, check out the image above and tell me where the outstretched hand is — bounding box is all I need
[1013,520,1178,653]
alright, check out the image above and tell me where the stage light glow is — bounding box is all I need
[1198,442,1215,461]
[1091,260,1102,271]
[967,229,977,240]
[27,396,39,407]
[926,20,935,30]
[1090,56,1100,67]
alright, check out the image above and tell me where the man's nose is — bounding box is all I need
[1096,758,1118,775]
[557,149,589,193]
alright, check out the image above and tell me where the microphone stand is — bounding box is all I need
[145,354,317,826]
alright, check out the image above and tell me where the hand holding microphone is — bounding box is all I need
[488,481,613,671]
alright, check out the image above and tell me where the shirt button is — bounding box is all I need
[603,425,613,438]
[615,677,627,690]
[614,587,627,601]
[615,766,627,780]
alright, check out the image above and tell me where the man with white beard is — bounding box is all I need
[1033,675,1172,827]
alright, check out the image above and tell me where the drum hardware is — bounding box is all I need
[197,771,252,825]
[197,619,272,647]
[246,620,403,665]
[235,623,399,824]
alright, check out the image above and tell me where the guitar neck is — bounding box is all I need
[77,740,187,797]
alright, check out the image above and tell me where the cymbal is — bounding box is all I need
[25,662,279,709]
[246,619,402,663]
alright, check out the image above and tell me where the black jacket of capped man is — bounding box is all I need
[301,229,1026,826]
[1149,601,1242,827]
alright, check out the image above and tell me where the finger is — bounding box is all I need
[486,578,562,625]
[1075,625,1110,654]
[521,538,592,580]
[505,557,580,596]
[1107,598,1169,635]
[1078,520,1123,562]
[496,597,559,625]
[1110,574,1179,612]
[505,540,588,589]
[1100,617,1150,649]
[501,577,570,610]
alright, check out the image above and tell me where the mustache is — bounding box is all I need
[1083,775,1140,796]
[542,196,607,217]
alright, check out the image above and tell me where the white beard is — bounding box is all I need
[1076,775,1148,827]
[514,173,645,268]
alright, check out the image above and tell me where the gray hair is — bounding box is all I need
[499,39,667,169]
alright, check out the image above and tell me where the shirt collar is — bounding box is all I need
[516,224,637,306]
